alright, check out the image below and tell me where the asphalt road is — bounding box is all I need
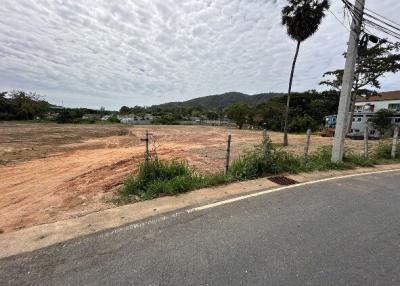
[1,171,400,285]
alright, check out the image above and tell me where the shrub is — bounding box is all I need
[108,116,120,123]
[304,146,347,171]
[266,147,303,174]
[370,109,396,138]
[229,142,351,181]
[119,136,400,204]
[80,118,96,124]
[344,152,376,167]
[228,139,305,180]
[228,151,266,180]
[121,160,228,200]
[374,141,399,160]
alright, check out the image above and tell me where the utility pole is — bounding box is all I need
[332,0,365,163]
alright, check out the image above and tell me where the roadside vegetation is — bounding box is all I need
[120,160,227,201]
[119,137,399,203]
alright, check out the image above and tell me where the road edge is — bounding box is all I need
[1,164,400,259]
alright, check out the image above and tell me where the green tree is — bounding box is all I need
[56,109,74,123]
[108,115,120,123]
[99,106,106,116]
[281,0,330,146]
[320,42,400,131]
[252,90,339,132]
[370,109,396,138]
[255,100,285,131]
[8,91,49,120]
[205,111,219,120]
[227,103,250,129]
[119,106,131,114]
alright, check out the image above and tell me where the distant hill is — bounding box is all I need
[154,92,284,110]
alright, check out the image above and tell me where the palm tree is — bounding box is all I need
[281,0,330,146]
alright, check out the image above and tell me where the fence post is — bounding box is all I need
[263,129,269,160]
[224,134,232,175]
[364,125,369,159]
[140,130,150,162]
[391,126,399,159]
[263,129,268,140]
[304,129,312,161]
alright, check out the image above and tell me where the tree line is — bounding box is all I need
[226,90,340,132]
[0,90,114,123]
[0,91,49,120]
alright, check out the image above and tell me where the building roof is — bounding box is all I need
[356,91,400,103]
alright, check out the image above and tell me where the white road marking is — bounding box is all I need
[187,168,400,213]
[16,168,400,259]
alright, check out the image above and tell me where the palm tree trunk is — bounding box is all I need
[283,40,301,146]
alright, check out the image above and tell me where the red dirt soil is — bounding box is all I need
[0,123,376,233]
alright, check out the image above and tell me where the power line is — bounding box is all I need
[364,12,400,33]
[342,0,400,33]
[328,8,350,32]
[341,0,400,42]
[364,20,400,41]
[365,7,400,28]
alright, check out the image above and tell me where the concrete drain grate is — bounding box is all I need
[268,176,299,186]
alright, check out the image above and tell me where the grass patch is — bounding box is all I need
[120,160,229,201]
[344,152,376,167]
[373,141,399,160]
[119,136,400,203]
[228,143,349,181]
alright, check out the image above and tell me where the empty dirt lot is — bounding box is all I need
[0,122,379,233]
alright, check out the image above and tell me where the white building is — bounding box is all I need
[144,114,154,120]
[101,115,111,121]
[355,91,400,113]
[349,91,400,138]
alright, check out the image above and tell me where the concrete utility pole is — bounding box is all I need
[332,0,365,163]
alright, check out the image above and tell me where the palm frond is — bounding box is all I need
[281,0,330,42]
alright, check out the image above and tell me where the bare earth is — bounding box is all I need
[0,122,379,233]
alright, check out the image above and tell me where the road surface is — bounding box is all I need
[1,171,400,285]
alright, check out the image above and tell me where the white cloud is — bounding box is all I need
[0,0,399,109]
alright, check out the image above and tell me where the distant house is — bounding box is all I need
[349,91,400,138]
[355,91,400,113]
[144,114,154,120]
[120,117,136,124]
[117,114,149,124]
[101,115,111,121]
[82,114,101,120]
[118,114,138,120]
[189,116,202,123]
[45,112,59,120]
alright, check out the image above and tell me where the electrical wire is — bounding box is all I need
[341,0,400,42]
[328,8,350,32]
[365,7,400,28]
[342,0,400,33]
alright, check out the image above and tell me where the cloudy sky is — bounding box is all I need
[0,0,399,109]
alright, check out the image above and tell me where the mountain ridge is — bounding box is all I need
[153,92,285,110]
